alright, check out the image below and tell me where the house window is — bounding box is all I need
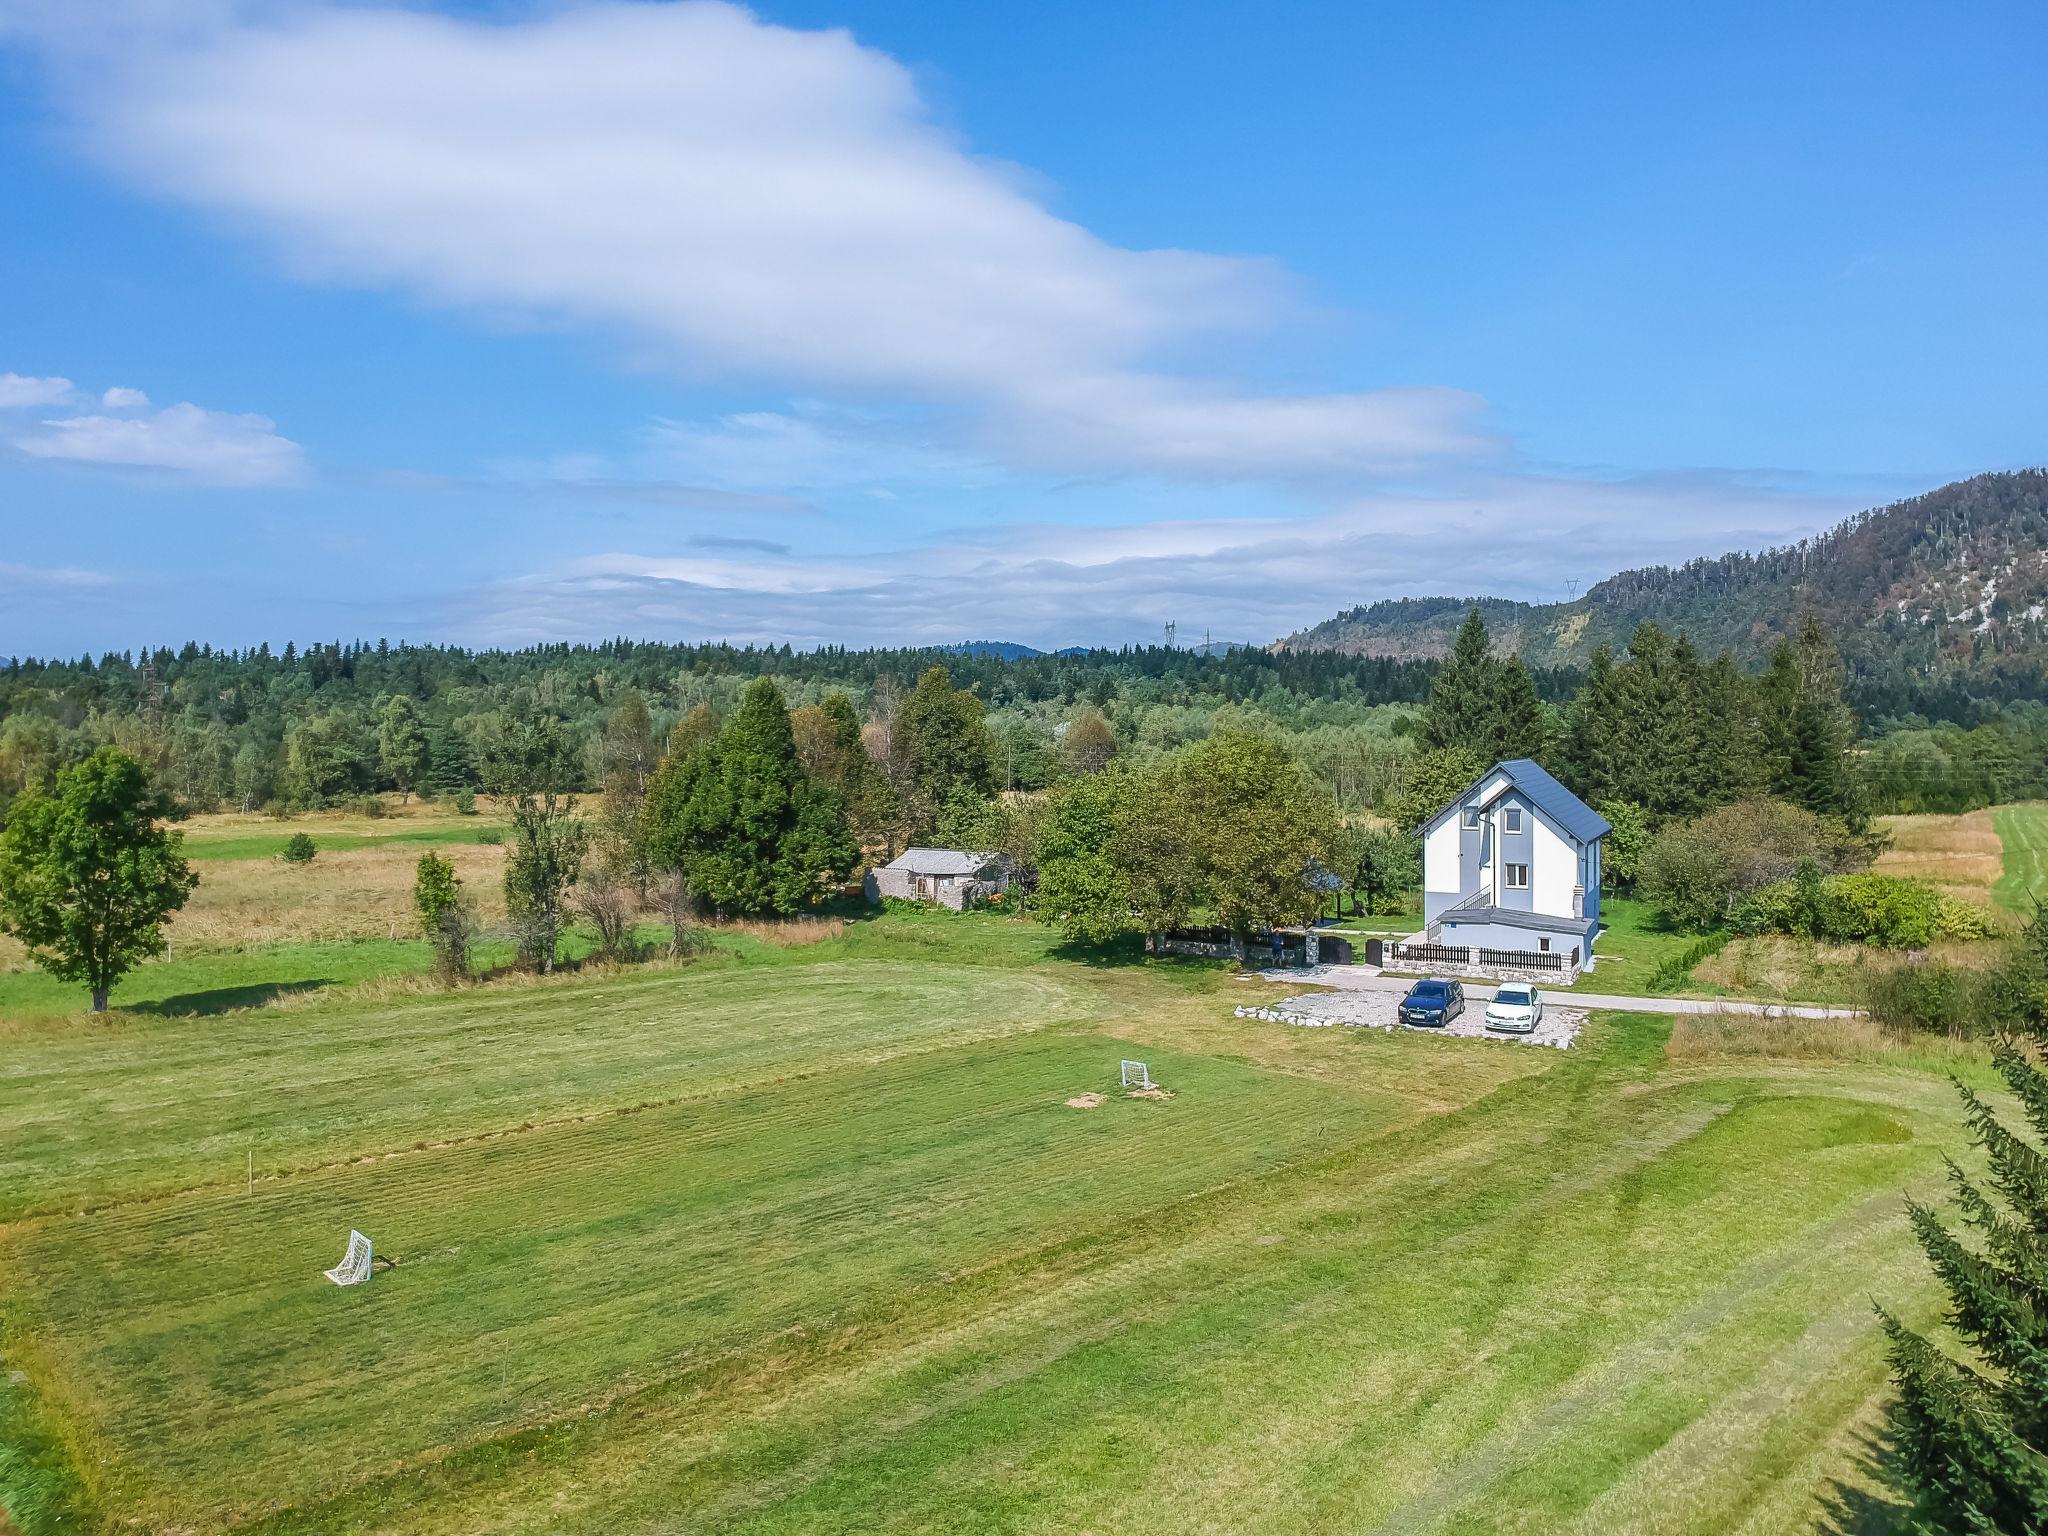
[1504,863,1529,889]
[1538,937,1551,952]
[1462,807,1480,830]
[1504,807,1523,833]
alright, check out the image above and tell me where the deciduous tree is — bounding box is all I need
[477,709,588,973]
[376,693,431,804]
[0,747,197,1011]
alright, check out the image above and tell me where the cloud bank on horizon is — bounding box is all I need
[0,0,1916,650]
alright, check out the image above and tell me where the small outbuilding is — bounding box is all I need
[865,848,1012,910]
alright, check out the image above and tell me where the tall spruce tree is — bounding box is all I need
[1422,609,1500,758]
[1880,918,2048,1530]
[1489,656,1548,763]
[1561,646,1622,805]
[644,677,855,916]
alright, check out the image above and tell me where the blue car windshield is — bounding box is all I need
[1409,982,1449,999]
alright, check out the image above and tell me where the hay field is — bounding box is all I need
[0,912,1974,1535]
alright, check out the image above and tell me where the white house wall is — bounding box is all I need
[1532,814,1577,918]
[1423,815,1462,916]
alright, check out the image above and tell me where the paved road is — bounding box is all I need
[1256,966,1866,1020]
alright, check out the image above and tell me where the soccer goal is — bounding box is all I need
[1120,1059,1153,1089]
[324,1230,374,1287]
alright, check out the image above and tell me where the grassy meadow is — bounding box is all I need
[2,797,2036,1532]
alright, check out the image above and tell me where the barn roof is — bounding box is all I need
[882,848,1004,876]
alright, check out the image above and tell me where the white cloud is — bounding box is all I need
[444,473,1865,650]
[0,559,113,589]
[102,385,150,408]
[0,372,75,408]
[26,0,1491,483]
[13,400,305,486]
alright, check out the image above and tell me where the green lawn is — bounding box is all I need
[0,913,1968,1534]
[1992,803,2048,916]
[178,824,503,862]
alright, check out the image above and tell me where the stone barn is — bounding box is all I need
[865,848,1012,910]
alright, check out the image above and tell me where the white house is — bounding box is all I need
[865,848,1012,910]
[1419,758,1608,968]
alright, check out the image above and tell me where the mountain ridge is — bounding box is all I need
[1280,470,2048,720]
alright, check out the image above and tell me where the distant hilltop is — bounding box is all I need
[1279,470,2048,719]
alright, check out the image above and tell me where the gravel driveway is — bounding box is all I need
[1237,989,1587,1049]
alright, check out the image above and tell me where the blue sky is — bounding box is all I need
[1,0,2042,657]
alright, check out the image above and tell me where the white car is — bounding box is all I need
[1484,983,1544,1034]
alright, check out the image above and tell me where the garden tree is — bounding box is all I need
[477,709,588,973]
[1775,616,1861,821]
[1110,759,1204,935]
[1384,746,1484,832]
[1880,916,2048,1531]
[791,692,893,855]
[0,747,197,1012]
[897,665,995,842]
[412,851,474,983]
[643,677,856,917]
[1339,822,1421,916]
[376,693,431,803]
[1594,799,1651,887]
[1178,730,1340,938]
[1033,768,1139,945]
[1638,797,1873,931]
[1061,709,1118,776]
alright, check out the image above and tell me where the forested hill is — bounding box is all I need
[1281,470,2048,723]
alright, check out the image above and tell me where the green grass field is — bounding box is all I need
[178,823,504,862]
[0,912,1972,1534]
[1993,803,2048,916]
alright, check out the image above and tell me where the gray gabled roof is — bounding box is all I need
[1423,758,1612,845]
[883,847,1003,876]
[1437,903,1597,937]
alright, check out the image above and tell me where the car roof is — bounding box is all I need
[1495,983,1534,997]
[1409,978,1450,991]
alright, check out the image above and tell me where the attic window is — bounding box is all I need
[1504,807,1523,833]
[1461,808,1480,830]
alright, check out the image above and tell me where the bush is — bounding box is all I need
[280,832,317,864]
[1863,961,2000,1036]
[475,827,503,846]
[1646,929,1731,993]
[1731,870,1984,949]
[413,851,474,983]
[353,795,386,819]
[454,788,477,816]
[1936,895,1999,942]
[1641,799,1872,932]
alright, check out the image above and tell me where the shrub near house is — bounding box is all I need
[1732,868,1995,948]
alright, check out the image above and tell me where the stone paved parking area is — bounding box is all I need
[1237,990,1587,1049]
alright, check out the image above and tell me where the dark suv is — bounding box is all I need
[1399,978,1464,1028]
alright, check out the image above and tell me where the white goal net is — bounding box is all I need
[1120,1060,1153,1089]
[324,1229,373,1286]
